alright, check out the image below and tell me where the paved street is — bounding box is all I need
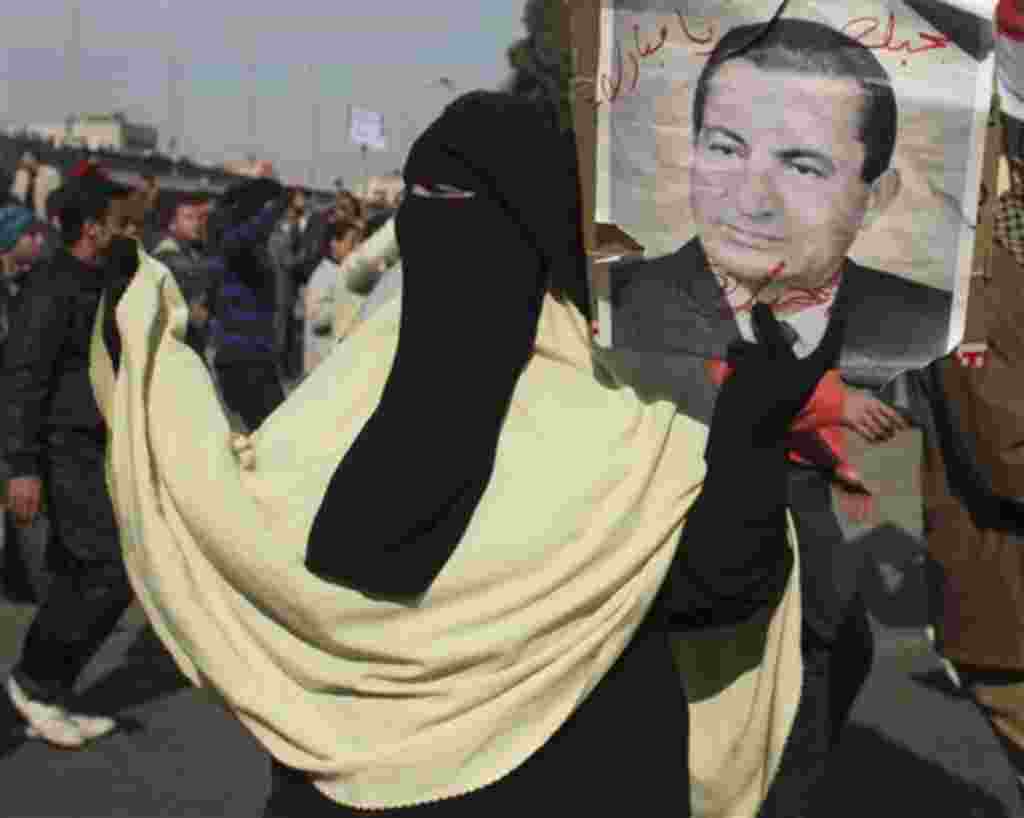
[0,428,1022,817]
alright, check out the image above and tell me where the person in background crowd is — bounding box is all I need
[152,192,221,361]
[913,0,1024,801]
[268,187,319,382]
[3,186,138,749]
[0,205,51,605]
[0,203,47,375]
[332,212,400,344]
[210,177,291,431]
[303,217,364,375]
[913,161,1024,801]
[288,188,367,369]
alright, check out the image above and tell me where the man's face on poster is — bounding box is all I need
[690,58,895,292]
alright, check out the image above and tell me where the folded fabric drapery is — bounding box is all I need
[89,249,802,816]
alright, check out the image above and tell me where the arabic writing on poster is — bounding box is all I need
[577,8,953,106]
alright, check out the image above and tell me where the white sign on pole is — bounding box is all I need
[349,106,387,151]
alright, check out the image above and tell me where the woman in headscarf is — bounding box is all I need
[91,91,836,816]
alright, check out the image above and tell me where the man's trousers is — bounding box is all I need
[11,428,133,704]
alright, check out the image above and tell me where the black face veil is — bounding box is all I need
[307,91,592,596]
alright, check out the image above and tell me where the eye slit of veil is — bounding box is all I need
[410,183,476,199]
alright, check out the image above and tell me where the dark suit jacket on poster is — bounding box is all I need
[606,237,952,640]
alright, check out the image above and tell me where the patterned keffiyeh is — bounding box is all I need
[993,188,1024,269]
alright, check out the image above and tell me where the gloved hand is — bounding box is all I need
[667,301,847,624]
[706,301,845,465]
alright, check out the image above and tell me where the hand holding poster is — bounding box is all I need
[576,0,995,395]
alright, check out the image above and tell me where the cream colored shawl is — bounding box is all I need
[89,250,801,814]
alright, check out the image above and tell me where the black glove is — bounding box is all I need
[665,301,846,626]
[707,301,845,463]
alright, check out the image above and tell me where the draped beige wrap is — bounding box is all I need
[89,250,801,815]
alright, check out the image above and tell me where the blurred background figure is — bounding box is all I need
[151,191,221,362]
[913,0,1024,802]
[0,204,49,605]
[332,189,364,224]
[3,183,139,749]
[209,178,290,432]
[302,217,365,376]
[268,187,320,382]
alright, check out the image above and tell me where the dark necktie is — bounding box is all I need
[777,320,799,349]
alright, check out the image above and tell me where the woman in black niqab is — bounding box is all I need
[268,90,692,816]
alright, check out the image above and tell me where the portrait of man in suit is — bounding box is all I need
[580,8,992,812]
[597,16,972,812]
[610,16,955,394]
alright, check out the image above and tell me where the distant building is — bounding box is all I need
[27,113,159,153]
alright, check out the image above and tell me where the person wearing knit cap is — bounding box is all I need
[0,204,47,608]
[92,90,822,816]
[0,204,46,318]
[0,205,42,267]
[0,204,45,357]
[0,202,47,354]
[3,187,138,750]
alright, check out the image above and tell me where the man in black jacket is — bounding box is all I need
[3,186,134,749]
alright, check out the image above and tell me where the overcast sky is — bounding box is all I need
[1,1,528,187]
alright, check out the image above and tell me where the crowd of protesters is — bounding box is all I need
[0,158,403,616]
